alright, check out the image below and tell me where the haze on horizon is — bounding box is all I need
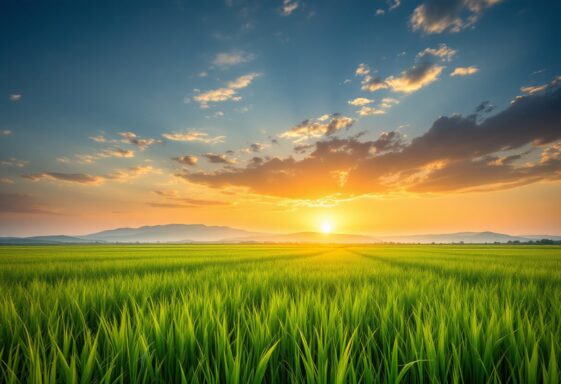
[1,0,560,237]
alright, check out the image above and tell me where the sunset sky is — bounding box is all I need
[1,0,560,236]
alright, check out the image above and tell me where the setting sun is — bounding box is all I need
[320,221,333,234]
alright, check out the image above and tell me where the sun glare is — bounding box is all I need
[320,221,333,234]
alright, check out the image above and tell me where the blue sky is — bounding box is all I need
[1,0,560,236]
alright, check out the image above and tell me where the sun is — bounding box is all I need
[320,221,333,234]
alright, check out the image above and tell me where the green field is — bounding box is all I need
[1,245,560,383]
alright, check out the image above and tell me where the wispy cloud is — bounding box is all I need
[105,165,160,182]
[520,76,561,95]
[348,98,374,106]
[118,132,161,150]
[1,157,28,168]
[73,147,135,164]
[451,66,479,77]
[1,130,12,136]
[22,172,104,185]
[162,131,225,144]
[281,0,299,16]
[349,97,400,116]
[417,44,457,62]
[357,45,453,94]
[212,50,255,68]
[9,94,21,102]
[192,73,260,108]
[410,0,502,34]
[279,114,355,142]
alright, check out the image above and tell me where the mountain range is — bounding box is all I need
[0,224,560,244]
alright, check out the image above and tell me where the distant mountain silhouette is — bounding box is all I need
[1,226,560,244]
[83,224,265,243]
[378,231,533,244]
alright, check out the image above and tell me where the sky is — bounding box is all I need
[1,0,560,237]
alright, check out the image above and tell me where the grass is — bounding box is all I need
[0,244,560,383]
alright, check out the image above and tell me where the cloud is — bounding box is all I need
[193,73,260,108]
[9,94,21,102]
[180,82,561,198]
[193,88,240,108]
[118,132,161,150]
[348,97,374,106]
[451,66,479,77]
[279,114,355,142]
[417,44,457,62]
[99,147,134,158]
[0,193,56,214]
[0,177,14,184]
[212,50,255,67]
[22,165,160,185]
[355,63,371,76]
[249,143,264,152]
[1,130,12,136]
[150,190,227,207]
[105,165,160,182]
[410,0,502,34]
[22,172,104,185]
[351,97,400,117]
[281,0,299,16]
[376,9,385,15]
[204,153,236,164]
[520,77,561,95]
[227,73,260,89]
[172,155,199,166]
[1,157,28,168]
[162,131,225,144]
[361,76,388,92]
[379,97,400,109]
[90,135,107,143]
[73,147,135,164]
[385,61,444,93]
[357,106,386,116]
[388,0,401,10]
[357,46,451,94]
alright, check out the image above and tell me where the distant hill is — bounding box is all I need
[0,235,96,245]
[231,231,378,244]
[83,224,265,243]
[523,235,561,241]
[378,231,533,244]
[1,227,560,245]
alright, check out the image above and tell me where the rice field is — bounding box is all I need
[0,244,560,383]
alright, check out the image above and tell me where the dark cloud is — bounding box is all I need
[293,144,314,154]
[204,153,236,164]
[180,83,561,198]
[249,143,265,153]
[172,155,198,166]
[475,101,495,114]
